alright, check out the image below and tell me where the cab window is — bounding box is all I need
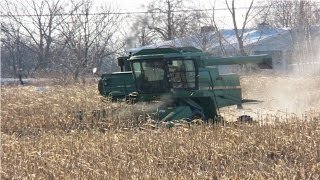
[132,61,169,93]
[168,59,196,89]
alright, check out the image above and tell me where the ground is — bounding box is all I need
[1,74,320,179]
[220,74,320,122]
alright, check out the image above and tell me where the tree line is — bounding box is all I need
[1,0,319,83]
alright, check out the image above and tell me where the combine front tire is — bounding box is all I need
[191,110,206,121]
[236,115,253,123]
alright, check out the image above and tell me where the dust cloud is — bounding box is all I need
[220,49,320,122]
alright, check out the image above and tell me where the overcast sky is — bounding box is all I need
[100,0,255,12]
[100,0,207,11]
[1,0,260,28]
[93,0,257,28]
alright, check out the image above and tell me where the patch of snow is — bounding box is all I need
[34,87,48,92]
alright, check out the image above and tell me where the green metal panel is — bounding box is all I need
[98,72,136,99]
[198,68,219,90]
[204,54,272,69]
[133,47,202,56]
[212,74,242,107]
[190,97,217,120]
[159,106,193,122]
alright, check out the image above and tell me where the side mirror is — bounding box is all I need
[93,67,98,74]
[92,68,101,77]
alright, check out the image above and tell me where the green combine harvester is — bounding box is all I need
[97,47,272,122]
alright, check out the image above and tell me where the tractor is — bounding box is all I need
[97,47,272,122]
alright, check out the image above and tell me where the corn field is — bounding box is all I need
[1,74,320,179]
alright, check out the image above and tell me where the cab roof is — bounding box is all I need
[129,47,204,60]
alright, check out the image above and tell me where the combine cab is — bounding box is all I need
[98,47,272,122]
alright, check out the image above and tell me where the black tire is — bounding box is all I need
[237,115,253,123]
[190,110,206,121]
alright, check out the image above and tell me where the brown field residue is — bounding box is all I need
[1,74,320,179]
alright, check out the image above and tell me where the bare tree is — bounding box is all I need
[209,0,228,56]
[128,0,205,48]
[3,0,66,75]
[57,0,124,82]
[257,0,320,68]
[225,0,256,55]
[260,0,320,28]
[202,0,268,56]
[1,24,26,84]
[129,14,158,47]
[147,0,199,41]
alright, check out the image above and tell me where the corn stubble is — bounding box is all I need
[1,75,320,179]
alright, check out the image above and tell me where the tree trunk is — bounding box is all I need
[73,68,80,83]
